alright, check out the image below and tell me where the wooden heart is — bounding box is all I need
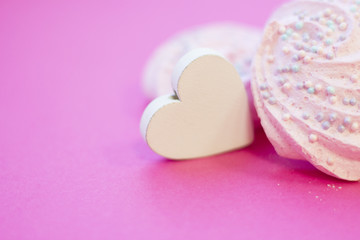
[140,49,254,159]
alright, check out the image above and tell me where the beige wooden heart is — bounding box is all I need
[140,49,254,159]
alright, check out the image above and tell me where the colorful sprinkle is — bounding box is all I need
[317,32,324,40]
[326,52,334,60]
[298,50,306,58]
[316,112,324,122]
[268,97,277,105]
[315,84,323,92]
[339,22,348,31]
[305,80,313,88]
[322,121,331,130]
[344,116,352,126]
[295,21,304,30]
[309,134,318,143]
[311,46,319,53]
[351,122,359,131]
[350,98,357,106]
[283,82,291,91]
[350,75,358,83]
[260,83,268,91]
[282,46,290,54]
[326,86,336,95]
[326,158,334,166]
[302,112,310,120]
[292,64,300,73]
[286,28,294,36]
[292,55,300,61]
[325,39,333,46]
[329,113,337,122]
[277,77,285,86]
[303,33,310,42]
[303,56,311,64]
[282,113,291,121]
[281,34,288,41]
[307,87,315,94]
[296,82,304,89]
[278,26,286,34]
[262,92,270,99]
[267,55,275,63]
[329,96,337,104]
[324,8,332,17]
[338,125,346,133]
[336,16,344,24]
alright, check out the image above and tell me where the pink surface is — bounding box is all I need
[0,0,359,239]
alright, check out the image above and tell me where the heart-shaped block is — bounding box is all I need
[140,48,254,159]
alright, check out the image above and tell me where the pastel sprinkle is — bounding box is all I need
[344,116,352,126]
[325,39,333,46]
[350,5,358,13]
[303,56,311,64]
[278,26,286,34]
[302,112,310,120]
[330,14,337,21]
[307,87,315,94]
[286,28,294,36]
[336,16,344,24]
[324,8,332,17]
[282,66,291,73]
[329,113,337,122]
[305,80,313,88]
[350,98,357,106]
[316,112,324,122]
[292,33,300,40]
[322,121,331,130]
[326,29,334,36]
[319,18,326,25]
[326,52,334,60]
[260,83,268,90]
[309,134,318,143]
[350,75,358,83]
[278,77,285,86]
[282,113,291,121]
[296,82,304,89]
[326,86,336,95]
[268,97,277,105]
[295,21,304,30]
[327,20,335,27]
[311,46,319,53]
[315,84,322,92]
[282,46,290,54]
[262,92,270,99]
[303,33,310,42]
[351,122,359,131]
[326,158,334,166]
[299,50,306,58]
[339,22,348,31]
[281,34,288,41]
[338,125,346,133]
[343,98,350,105]
[317,32,324,40]
[329,96,337,104]
[283,82,291,91]
[292,64,300,73]
[295,43,304,50]
[267,55,275,63]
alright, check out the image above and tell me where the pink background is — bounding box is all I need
[1,0,360,239]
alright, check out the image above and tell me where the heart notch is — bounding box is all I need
[140,48,254,159]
